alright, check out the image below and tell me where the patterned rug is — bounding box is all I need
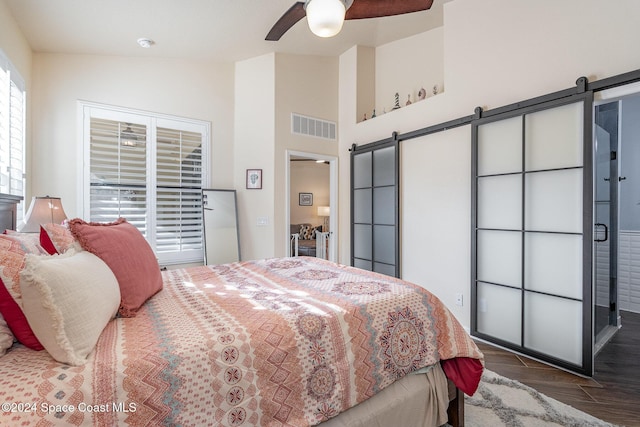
[464,369,619,427]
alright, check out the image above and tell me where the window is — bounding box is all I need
[0,49,26,221]
[81,103,210,265]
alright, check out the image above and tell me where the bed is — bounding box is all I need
[0,194,483,427]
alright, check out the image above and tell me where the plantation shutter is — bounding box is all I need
[89,119,148,232]
[0,50,26,221]
[155,123,204,257]
[83,104,209,265]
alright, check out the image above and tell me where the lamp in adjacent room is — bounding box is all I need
[305,0,347,38]
[317,205,330,231]
[18,196,68,233]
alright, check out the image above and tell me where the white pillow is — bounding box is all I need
[19,249,120,365]
[0,312,14,356]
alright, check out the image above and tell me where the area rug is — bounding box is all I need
[464,369,618,427]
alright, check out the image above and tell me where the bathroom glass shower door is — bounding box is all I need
[594,102,620,354]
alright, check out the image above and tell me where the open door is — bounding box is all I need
[286,151,338,262]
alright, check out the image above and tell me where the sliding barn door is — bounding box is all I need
[471,93,594,375]
[351,138,400,277]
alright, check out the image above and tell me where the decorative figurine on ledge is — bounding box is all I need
[392,92,401,110]
[372,109,377,118]
[418,87,427,101]
[433,84,439,95]
[406,94,412,106]
[362,113,367,121]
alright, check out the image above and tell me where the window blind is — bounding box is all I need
[155,126,203,255]
[84,104,209,265]
[0,50,26,222]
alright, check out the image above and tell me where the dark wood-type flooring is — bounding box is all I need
[475,310,640,427]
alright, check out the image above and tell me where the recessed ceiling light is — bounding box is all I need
[137,38,155,48]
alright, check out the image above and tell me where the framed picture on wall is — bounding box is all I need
[299,192,313,206]
[246,169,262,189]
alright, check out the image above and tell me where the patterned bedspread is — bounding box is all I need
[0,257,482,426]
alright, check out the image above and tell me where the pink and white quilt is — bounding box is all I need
[0,257,483,426]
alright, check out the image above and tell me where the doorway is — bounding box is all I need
[593,82,640,354]
[285,150,338,262]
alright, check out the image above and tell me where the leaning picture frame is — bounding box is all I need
[299,192,313,206]
[246,169,262,189]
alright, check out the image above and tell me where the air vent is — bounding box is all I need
[291,113,336,140]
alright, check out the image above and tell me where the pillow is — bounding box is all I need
[69,218,163,317]
[0,233,47,350]
[299,224,314,240]
[40,223,77,255]
[20,250,120,365]
[0,312,14,356]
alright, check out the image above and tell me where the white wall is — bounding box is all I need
[234,53,276,261]
[274,53,338,257]
[401,127,471,321]
[375,27,444,115]
[338,0,640,327]
[30,53,234,218]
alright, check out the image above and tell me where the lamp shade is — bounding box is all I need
[305,0,346,38]
[19,196,68,233]
[317,206,330,216]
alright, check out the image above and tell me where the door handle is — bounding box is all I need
[594,223,608,242]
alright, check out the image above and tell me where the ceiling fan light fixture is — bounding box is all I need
[305,0,347,38]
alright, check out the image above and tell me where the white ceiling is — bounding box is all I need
[4,0,448,62]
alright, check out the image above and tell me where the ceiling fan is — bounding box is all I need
[266,0,434,41]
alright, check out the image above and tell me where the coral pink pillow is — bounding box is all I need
[68,218,163,317]
[0,234,46,350]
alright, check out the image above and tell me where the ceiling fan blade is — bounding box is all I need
[345,0,433,20]
[265,2,307,41]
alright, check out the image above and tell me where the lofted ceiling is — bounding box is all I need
[4,0,449,62]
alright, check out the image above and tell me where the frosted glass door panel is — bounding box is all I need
[353,152,372,188]
[477,282,522,345]
[374,263,396,276]
[373,225,395,265]
[477,175,522,230]
[353,224,372,260]
[524,292,582,365]
[373,187,394,225]
[478,116,522,176]
[525,103,583,171]
[353,189,372,223]
[524,233,582,299]
[354,259,372,270]
[477,230,522,287]
[525,169,583,233]
[373,146,396,187]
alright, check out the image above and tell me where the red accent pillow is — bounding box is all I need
[39,226,58,255]
[40,223,76,255]
[68,218,163,317]
[0,234,45,350]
